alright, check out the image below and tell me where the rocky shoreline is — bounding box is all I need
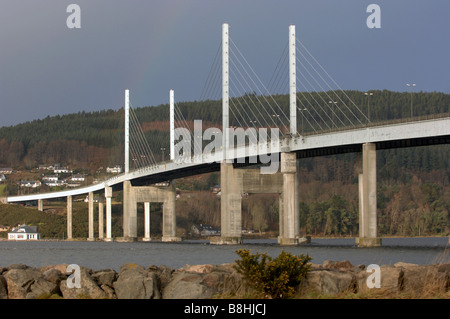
[0,261,449,299]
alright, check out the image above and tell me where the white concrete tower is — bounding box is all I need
[289,25,297,135]
[124,89,130,173]
[222,23,229,160]
[170,89,175,161]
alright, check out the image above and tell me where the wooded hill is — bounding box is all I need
[0,90,448,238]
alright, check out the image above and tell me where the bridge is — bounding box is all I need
[4,24,450,246]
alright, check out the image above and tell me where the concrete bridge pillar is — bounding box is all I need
[279,152,301,245]
[356,143,381,247]
[105,186,113,242]
[88,192,95,241]
[162,182,181,242]
[211,162,243,245]
[122,180,137,241]
[38,199,43,211]
[143,202,151,241]
[66,195,72,240]
[98,197,104,240]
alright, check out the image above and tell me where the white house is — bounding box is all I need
[8,225,41,240]
[107,165,122,174]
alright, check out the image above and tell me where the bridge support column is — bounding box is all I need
[356,143,381,247]
[162,182,181,242]
[278,152,301,245]
[38,199,43,211]
[66,195,72,240]
[105,186,113,242]
[122,181,137,241]
[98,198,104,240]
[143,202,151,241]
[88,192,95,241]
[211,162,243,245]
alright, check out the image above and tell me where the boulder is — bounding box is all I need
[0,275,7,299]
[304,270,356,295]
[113,264,160,299]
[162,271,210,299]
[322,260,354,270]
[60,267,108,299]
[42,268,64,285]
[27,277,59,299]
[357,265,403,294]
[162,264,246,299]
[146,265,174,290]
[92,269,117,287]
[4,268,42,299]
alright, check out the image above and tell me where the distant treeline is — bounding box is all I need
[0,90,448,174]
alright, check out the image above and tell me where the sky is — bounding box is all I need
[0,0,449,128]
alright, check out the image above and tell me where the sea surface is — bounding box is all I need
[0,237,448,271]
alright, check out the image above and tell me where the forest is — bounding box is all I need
[0,90,448,238]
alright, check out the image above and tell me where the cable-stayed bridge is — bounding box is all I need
[4,24,450,246]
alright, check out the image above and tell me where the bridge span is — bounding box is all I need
[3,23,450,246]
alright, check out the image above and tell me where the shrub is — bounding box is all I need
[234,249,312,299]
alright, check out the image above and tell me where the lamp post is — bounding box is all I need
[406,83,416,118]
[365,92,373,123]
[161,147,166,162]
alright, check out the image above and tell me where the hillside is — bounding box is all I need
[0,90,448,238]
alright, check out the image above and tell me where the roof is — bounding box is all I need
[9,225,39,234]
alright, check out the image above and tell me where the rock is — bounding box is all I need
[92,269,117,287]
[182,264,216,274]
[146,265,174,290]
[60,267,108,299]
[0,275,7,299]
[113,264,160,299]
[357,265,403,294]
[162,265,245,299]
[42,268,64,285]
[27,277,59,299]
[162,271,210,299]
[304,270,356,295]
[322,260,354,270]
[100,284,116,299]
[4,268,42,299]
[8,264,30,270]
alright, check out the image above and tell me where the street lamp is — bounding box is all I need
[406,83,416,118]
[160,147,166,162]
[365,92,373,123]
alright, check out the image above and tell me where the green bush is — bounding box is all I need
[234,249,312,299]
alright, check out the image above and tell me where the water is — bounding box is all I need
[0,237,448,271]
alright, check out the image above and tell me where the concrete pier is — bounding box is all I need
[98,198,104,240]
[278,152,301,245]
[122,181,137,240]
[211,162,243,245]
[356,143,381,247]
[38,199,43,212]
[122,180,180,242]
[143,202,151,241]
[212,156,306,246]
[66,195,72,240]
[105,186,113,242]
[88,191,95,241]
[162,182,180,242]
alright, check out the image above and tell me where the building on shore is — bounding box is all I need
[8,225,41,240]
